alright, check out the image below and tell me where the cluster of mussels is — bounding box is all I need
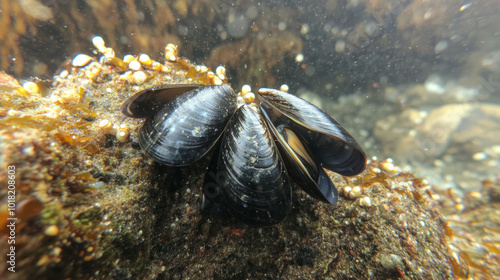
[123,84,367,225]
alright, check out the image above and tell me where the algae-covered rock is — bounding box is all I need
[0,41,471,279]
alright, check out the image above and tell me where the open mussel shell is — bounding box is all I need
[261,109,338,204]
[202,104,292,226]
[122,84,202,118]
[127,85,238,166]
[259,88,367,176]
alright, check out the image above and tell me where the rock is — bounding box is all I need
[451,104,500,156]
[373,108,426,158]
[375,103,500,163]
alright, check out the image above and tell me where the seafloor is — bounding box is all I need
[0,38,498,279]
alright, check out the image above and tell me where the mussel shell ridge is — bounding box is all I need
[203,104,292,226]
[139,85,237,166]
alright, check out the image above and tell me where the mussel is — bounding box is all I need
[122,84,366,226]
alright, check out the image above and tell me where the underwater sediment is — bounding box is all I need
[4,38,498,280]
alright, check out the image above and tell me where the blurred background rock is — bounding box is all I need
[2,0,500,93]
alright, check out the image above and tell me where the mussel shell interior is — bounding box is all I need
[295,127,366,176]
[259,88,367,176]
[261,106,338,204]
[139,85,238,166]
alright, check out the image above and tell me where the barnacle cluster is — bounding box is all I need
[2,36,499,279]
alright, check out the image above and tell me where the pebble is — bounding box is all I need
[59,70,69,78]
[98,119,117,135]
[86,64,102,79]
[128,60,142,71]
[381,161,395,172]
[455,204,466,212]
[350,186,362,198]
[213,77,223,85]
[378,253,404,270]
[22,81,39,94]
[123,55,135,63]
[152,61,162,71]
[295,53,304,62]
[165,44,178,62]
[45,225,59,236]
[132,71,147,84]
[216,66,226,79]
[161,65,171,73]
[359,196,372,207]
[472,152,488,161]
[433,159,444,167]
[343,186,363,199]
[103,47,115,58]
[52,247,62,256]
[92,36,107,53]
[242,85,251,95]
[72,54,93,67]
[138,53,152,66]
[116,124,130,143]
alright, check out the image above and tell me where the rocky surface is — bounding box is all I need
[0,43,478,279]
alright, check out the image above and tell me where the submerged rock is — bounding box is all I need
[374,102,500,191]
[0,42,471,279]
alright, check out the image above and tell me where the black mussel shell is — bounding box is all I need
[201,140,233,219]
[122,84,202,118]
[261,108,338,204]
[202,104,292,226]
[125,85,238,166]
[258,88,367,176]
